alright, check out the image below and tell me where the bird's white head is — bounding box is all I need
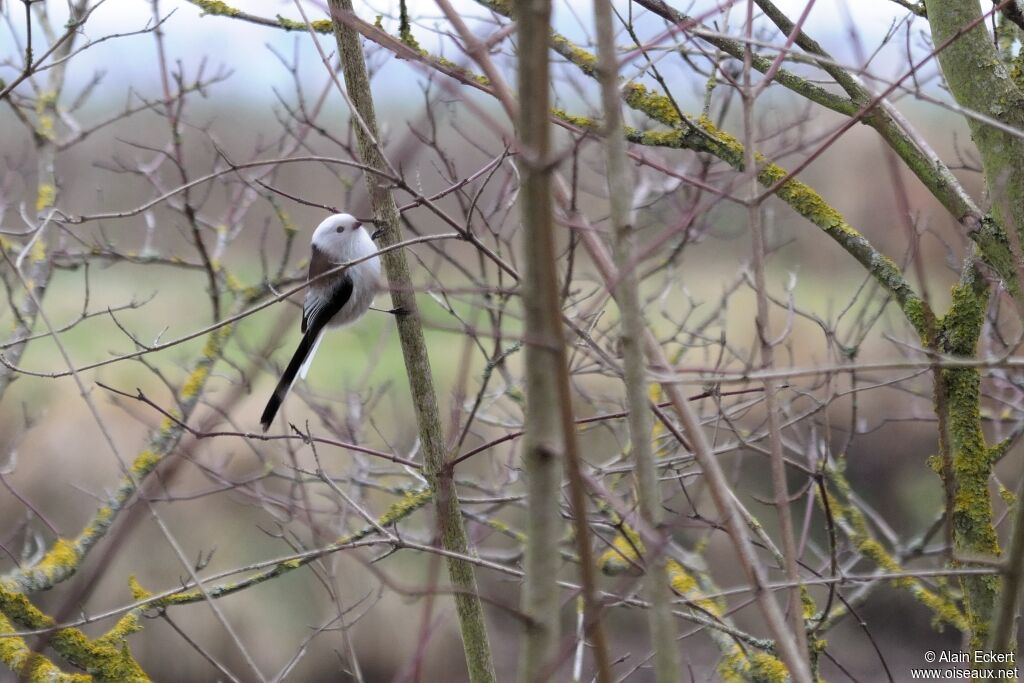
[312,213,364,245]
[311,213,378,258]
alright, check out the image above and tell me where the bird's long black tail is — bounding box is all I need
[260,329,319,431]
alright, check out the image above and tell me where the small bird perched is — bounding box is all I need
[260,213,381,431]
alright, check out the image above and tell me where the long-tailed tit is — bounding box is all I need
[260,213,382,431]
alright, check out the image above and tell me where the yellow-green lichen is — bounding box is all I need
[0,583,147,681]
[902,297,931,343]
[647,383,666,439]
[917,579,967,631]
[482,518,527,543]
[667,561,697,594]
[130,450,161,478]
[28,239,46,263]
[695,117,855,237]
[718,645,752,683]
[749,652,789,683]
[822,472,967,631]
[552,108,596,130]
[377,488,432,527]
[224,271,245,293]
[192,0,241,17]
[1011,52,1024,91]
[939,306,1001,561]
[999,485,1016,506]
[433,55,490,86]
[990,436,1013,463]
[35,184,56,212]
[718,645,788,683]
[100,613,142,643]
[35,539,80,576]
[623,83,682,126]
[202,324,233,360]
[94,506,114,527]
[667,560,724,615]
[597,526,728,616]
[696,115,742,153]
[128,576,152,602]
[34,91,58,114]
[857,537,906,582]
[146,492,435,610]
[706,125,918,315]
[800,587,817,619]
[276,207,297,233]
[35,115,55,142]
[180,365,210,400]
[551,33,597,76]
[940,283,987,355]
[0,609,90,682]
[628,127,684,148]
[771,172,849,235]
[598,527,643,575]
[273,15,333,32]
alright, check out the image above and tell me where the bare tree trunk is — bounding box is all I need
[327,4,496,681]
[591,1,682,681]
[515,0,563,670]
[515,0,612,680]
[511,0,560,667]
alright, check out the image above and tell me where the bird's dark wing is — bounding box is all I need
[302,245,354,334]
[302,276,354,335]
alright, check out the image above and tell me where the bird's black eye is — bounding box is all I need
[336,225,345,233]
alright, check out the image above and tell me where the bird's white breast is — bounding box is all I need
[310,227,381,328]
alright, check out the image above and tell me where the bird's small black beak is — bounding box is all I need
[358,218,383,241]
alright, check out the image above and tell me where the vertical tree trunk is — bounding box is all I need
[514,0,568,676]
[924,0,1024,651]
[327,4,496,681]
[591,1,682,681]
[515,0,612,680]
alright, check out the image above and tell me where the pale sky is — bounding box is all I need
[3,1,923,106]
